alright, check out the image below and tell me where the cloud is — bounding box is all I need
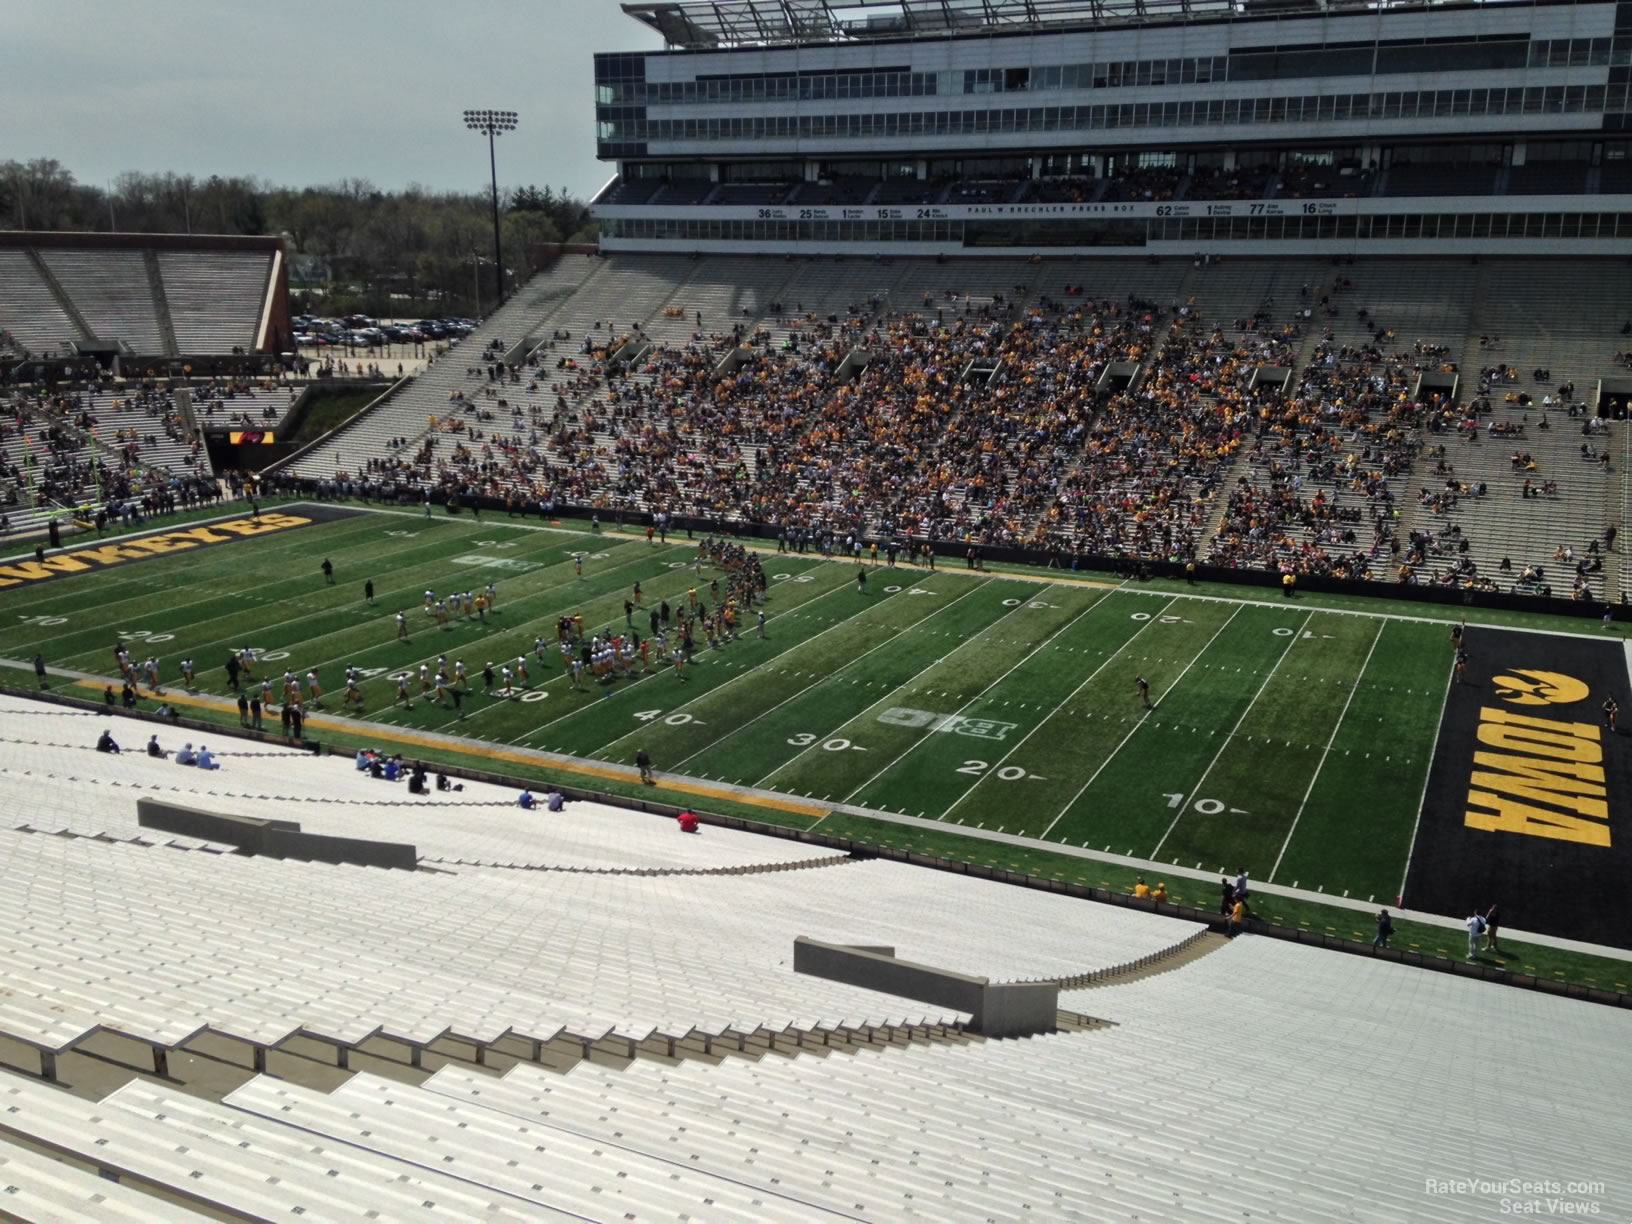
[2,0,658,198]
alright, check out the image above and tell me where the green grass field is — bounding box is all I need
[0,499,1470,906]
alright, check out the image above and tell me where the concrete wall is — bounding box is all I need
[793,936,1057,1037]
[137,798,417,871]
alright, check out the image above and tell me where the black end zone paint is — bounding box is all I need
[0,503,365,590]
[1407,629,1631,949]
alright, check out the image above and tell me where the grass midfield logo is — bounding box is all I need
[0,512,317,589]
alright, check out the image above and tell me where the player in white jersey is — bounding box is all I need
[454,659,469,688]
[343,675,364,711]
[569,655,586,690]
[514,655,530,686]
[261,676,274,706]
[462,591,475,618]
[419,664,432,695]
[436,655,449,684]
[499,665,515,697]
[180,657,195,689]
[423,589,435,614]
[434,599,449,628]
[485,582,497,611]
[395,674,413,709]
[396,611,409,641]
[239,647,256,678]
[575,554,583,580]
[306,671,323,708]
[534,636,549,662]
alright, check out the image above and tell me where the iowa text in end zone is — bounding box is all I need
[1409,629,1632,949]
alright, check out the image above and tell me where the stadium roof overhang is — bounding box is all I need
[621,0,1552,46]
[619,0,1456,47]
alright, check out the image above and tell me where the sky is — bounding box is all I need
[2,0,662,201]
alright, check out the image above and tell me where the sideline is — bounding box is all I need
[352,503,1623,643]
[1,659,826,823]
[824,800,1632,963]
[11,657,1626,965]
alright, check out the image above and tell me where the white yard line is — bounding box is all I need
[1039,603,1245,841]
[666,579,990,773]
[1268,616,1387,882]
[1396,649,1459,907]
[1149,609,1315,862]
[940,593,1177,824]
[417,554,831,739]
[262,503,1630,643]
[752,579,1023,789]
[580,568,897,758]
[839,589,1111,804]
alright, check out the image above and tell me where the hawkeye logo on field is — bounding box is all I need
[1492,669,1591,707]
[0,513,314,589]
[1464,668,1609,847]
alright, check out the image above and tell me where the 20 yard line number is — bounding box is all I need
[958,760,1044,781]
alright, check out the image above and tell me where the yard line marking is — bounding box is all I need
[1150,609,1315,862]
[320,544,698,728]
[17,513,445,656]
[1268,616,1386,882]
[752,580,1028,788]
[181,528,625,677]
[666,579,991,774]
[1396,646,1459,906]
[370,545,832,731]
[1039,604,1244,841]
[940,594,1179,824]
[838,590,1109,804]
[583,571,916,757]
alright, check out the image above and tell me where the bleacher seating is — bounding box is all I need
[158,250,272,352]
[594,176,663,206]
[709,182,798,205]
[276,252,1627,601]
[0,697,1200,1070]
[40,249,166,353]
[373,936,1630,1222]
[0,249,85,354]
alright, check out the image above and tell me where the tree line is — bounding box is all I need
[0,159,597,319]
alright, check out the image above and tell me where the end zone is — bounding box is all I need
[0,504,366,590]
[1406,628,1632,949]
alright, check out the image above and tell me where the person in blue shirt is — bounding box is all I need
[518,789,536,810]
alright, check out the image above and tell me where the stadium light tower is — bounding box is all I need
[463,108,518,312]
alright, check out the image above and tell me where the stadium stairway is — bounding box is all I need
[23,248,97,344]
[141,249,180,358]
[283,255,608,478]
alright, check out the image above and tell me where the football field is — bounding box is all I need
[0,500,1482,908]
